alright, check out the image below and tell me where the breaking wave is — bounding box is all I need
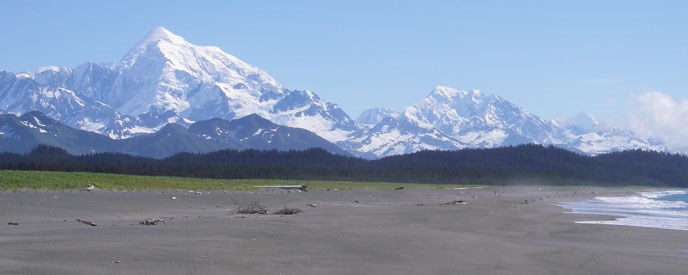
[562,190,688,231]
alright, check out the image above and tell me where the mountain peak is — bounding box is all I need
[121,27,190,65]
[142,27,187,45]
[431,85,460,97]
[430,85,481,100]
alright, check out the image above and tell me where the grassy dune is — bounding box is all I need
[0,170,467,191]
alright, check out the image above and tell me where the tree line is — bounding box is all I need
[1,144,687,187]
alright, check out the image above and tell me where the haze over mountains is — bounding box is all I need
[0,27,666,158]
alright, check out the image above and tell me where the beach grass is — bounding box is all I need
[0,170,470,191]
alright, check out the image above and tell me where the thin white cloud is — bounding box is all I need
[628,91,688,152]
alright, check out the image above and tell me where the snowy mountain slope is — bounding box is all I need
[339,116,465,159]
[0,71,118,133]
[114,27,282,116]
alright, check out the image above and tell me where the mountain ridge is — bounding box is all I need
[0,27,667,158]
[0,111,349,158]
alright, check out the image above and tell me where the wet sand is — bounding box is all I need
[1,187,686,274]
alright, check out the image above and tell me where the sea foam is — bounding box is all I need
[562,190,688,231]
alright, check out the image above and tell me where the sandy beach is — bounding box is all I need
[1,186,686,274]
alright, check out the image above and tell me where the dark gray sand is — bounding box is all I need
[1,187,686,274]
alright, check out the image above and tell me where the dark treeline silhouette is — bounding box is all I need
[1,144,688,187]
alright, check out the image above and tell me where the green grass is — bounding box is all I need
[0,170,471,191]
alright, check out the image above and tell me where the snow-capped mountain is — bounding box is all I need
[340,86,664,157]
[0,27,355,141]
[555,113,665,155]
[405,86,563,146]
[0,27,667,158]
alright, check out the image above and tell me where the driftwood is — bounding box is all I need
[394,186,405,190]
[255,185,308,192]
[440,200,466,205]
[235,202,269,215]
[76,219,98,226]
[7,222,19,225]
[273,207,303,215]
[139,218,167,226]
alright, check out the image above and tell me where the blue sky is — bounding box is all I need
[1,0,687,121]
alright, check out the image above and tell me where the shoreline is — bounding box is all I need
[560,189,688,232]
[1,186,686,274]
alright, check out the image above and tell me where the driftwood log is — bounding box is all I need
[139,218,167,225]
[273,207,303,215]
[235,202,269,215]
[439,200,466,205]
[76,219,98,226]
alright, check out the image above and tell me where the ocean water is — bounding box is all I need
[562,190,688,231]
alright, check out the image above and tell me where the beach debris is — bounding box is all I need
[440,200,466,205]
[354,200,360,203]
[255,185,308,192]
[273,207,303,215]
[139,218,167,226]
[170,196,177,200]
[85,184,96,192]
[306,203,318,208]
[394,186,405,190]
[76,219,98,226]
[235,202,269,215]
[414,203,426,206]
[7,222,19,225]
